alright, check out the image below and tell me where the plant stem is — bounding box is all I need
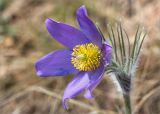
[123,93,132,114]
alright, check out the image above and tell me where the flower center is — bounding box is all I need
[71,43,101,71]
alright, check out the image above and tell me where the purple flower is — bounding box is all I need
[35,5,112,109]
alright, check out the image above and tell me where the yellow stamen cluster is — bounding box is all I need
[71,43,101,71]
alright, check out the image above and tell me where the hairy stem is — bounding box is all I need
[123,93,132,114]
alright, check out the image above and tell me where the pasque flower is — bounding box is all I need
[35,5,112,109]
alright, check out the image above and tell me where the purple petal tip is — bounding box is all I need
[62,98,69,110]
[37,71,43,76]
[84,90,94,99]
[80,5,86,9]
[45,18,53,27]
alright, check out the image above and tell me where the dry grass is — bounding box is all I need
[0,0,160,114]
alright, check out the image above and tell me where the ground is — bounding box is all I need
[0,0,160,114]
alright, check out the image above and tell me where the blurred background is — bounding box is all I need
[0,0,160,114]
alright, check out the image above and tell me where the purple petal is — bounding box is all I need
[62,72,90,109]
[62,63,105,109]
[76,5,102,48]
[84,64,105,99]
[35,50,78,77]
[45,18,90,49]
[102,42,112,65]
